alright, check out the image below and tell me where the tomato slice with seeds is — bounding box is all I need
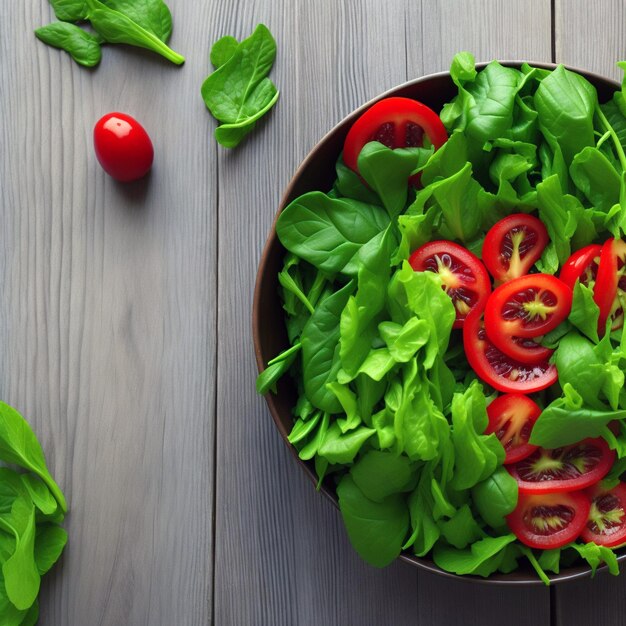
[343,97,448,174]
[596,238,626,333]
[559,244,602,291]
[482,214,549,283]
[484,274,573,340]
[409,241,491,329]
[507,491,591,550]
[485,394,541,464]
[507,438,615,494]
[581,482,626,547]
[463,307,557,393]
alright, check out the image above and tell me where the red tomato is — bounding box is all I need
[482,214,549,283]
[409,241,491,328]
[507,438,615,494]
[343,97,448,173]
[488,334,553,365]
[484,274,572,340]
[596,238,626,333]
[94,112,154,182]
[506,490,591,550]
[581,482,626,547]
[462,307,557,393]
[559,244,602,291]
[485,394,541,464]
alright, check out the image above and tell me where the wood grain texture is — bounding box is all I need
[0,1,216,624]
[552,2,626,622]
[216,1,553,625]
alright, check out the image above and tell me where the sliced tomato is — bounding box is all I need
[484,274,572,340]
[507,438,615,494]
[559,244,602,291]
[507,490,591,550]
[485,394,541,464]
[596,238,626,333]
[343,97,448,174]
[482,214,549,283]
[463,307,557,393]
[409,241,491,328]
[581,482,626,547]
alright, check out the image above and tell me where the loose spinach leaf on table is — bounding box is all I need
[202,24,279,148]
[35,22,102,67]
[37,0,184,66]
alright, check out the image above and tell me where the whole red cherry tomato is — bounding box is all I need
[93,112,154,182]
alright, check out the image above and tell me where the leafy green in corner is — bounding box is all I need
[36,0,184,66]
[202,24,280,148]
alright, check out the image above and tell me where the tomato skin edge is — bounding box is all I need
[580,482,626,547]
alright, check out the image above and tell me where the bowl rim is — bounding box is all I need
[253,60,623,586]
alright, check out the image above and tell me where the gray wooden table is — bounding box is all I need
[2,0,626,624]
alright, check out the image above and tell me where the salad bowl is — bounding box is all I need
[253,61,623,584]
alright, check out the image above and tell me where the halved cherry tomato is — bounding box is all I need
[484,274,572,340]
[463,307,557,393]
[482,214,549,283]
[581,482,626,547]
[343,97,448,173]
[507,438,615,494]
[559,244,602,291]
[506,490,591,550]
[488,334,553,365]
[596,238,626,333]
[485,394,541,464]
[409,241,491,328]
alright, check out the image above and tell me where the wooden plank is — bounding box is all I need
[213,0,421,625]
[0,1,216,624]
[553,2,626,623]
[215,1,553,626]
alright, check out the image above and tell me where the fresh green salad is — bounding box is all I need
[257,52,626,583]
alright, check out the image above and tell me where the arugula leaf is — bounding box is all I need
[569,282,600,343]
[438,504,483,549]
[337,475,409,568]
[433,533,517,577]
[202,24,278,147]
[35,22,102,67]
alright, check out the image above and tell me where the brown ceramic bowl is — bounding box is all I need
[253,61,622,585]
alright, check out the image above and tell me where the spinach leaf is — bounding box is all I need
[0,403,66,514]
[210,35,239,69]
[85,0,184,64]
[49,0,88,21]
[276,192,390,275]
[568,542,620,576]
[472,466,518,530]
[350,450,416,502]
[337,475,409,568]
[297,412,329,461]
[301,281,355,413]
[102,0,173,41]
[357,143,433,217]
[534,65,597,166]
[202,24,278,147]
[318,423,375,465]
[378,318,430,363]
[35,22,102,67]
[570,147,621,213]
[333,157,382,205]
[404,465,440,557]
[530,385,626,447]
